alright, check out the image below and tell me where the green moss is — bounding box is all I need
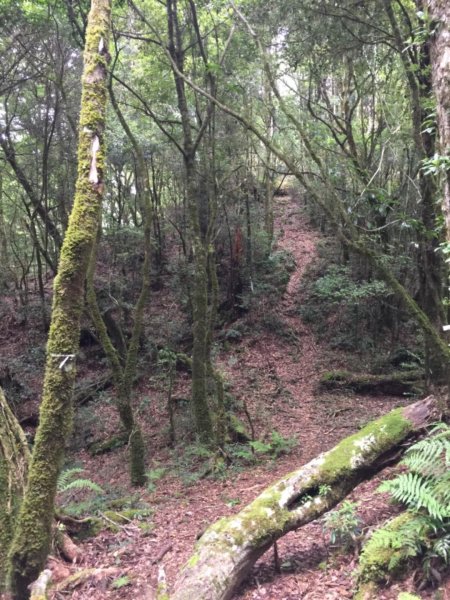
[103,508,152,525]
[107,496,139,509]
[88,432,128,456]
[137,522,154,535]
[321,370,352,382]
[353,582,378,600]
[187,553,200,568]
[0,457,12,591]
[357,512,415,584]
[319,408,410,480]
[201,484,291,553]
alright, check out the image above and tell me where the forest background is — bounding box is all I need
[0,0,449,599]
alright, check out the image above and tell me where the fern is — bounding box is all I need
[380,473,448,520]
[57,467,103,495]
[359,424,450,585]
[380,423,450,522]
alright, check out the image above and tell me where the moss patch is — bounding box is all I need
[357,512,415,584]
[319,408,411,481]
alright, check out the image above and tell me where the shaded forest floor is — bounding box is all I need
[1,195,448,600]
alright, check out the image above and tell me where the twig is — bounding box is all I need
[152,543,173,564]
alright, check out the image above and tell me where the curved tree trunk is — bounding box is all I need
[170,397,436,600]
[7,1,112,597]
[0,387,30,593]
[85,81,152,487]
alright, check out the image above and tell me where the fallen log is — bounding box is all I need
[18,374,113,429]
[170,396,436,600]
[319,369,424,396]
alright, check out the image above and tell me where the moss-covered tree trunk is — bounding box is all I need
[84,80,151,487]
[427,0,450,415]
[190,228,214,444]
[170,397,436,600]
[166,0,214,445]
[7,1,111,597]
[428,0,450,243]
[0,387,30,593]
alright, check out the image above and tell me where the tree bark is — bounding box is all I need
[85,79,152,487]
[170,397,436,600]
[166,0,214,445]
[7,1,111,597]
[428,0,450,237]
[0,387,30,592]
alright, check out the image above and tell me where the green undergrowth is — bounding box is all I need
[357,423,450,590]
[150,429,297,489]
[57,473,153,538]
[297,240,418,359]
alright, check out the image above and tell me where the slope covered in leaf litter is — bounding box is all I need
[48,195,440,600]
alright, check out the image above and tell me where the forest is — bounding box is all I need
[0,0,449,598]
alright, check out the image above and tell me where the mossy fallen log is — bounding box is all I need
[87,431,128,456]
[73,373,112,406]
[19,374,113,430]
[319,370,424,396]
[170,396,436,600]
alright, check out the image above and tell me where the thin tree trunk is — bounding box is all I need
[166,0,214,444]
[7,1,111,596]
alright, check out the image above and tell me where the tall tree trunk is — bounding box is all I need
[188,179,214,444]
[85,79,152,488]
[427,0,450,414]
[7,1,111,597]
[427,0,450,238]
[167,0,214,444]
[0,388,30,593]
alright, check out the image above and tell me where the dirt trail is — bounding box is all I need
[270,197,323,456]
[222,195,326,462]
[53,196,427,600]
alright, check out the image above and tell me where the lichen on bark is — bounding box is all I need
[0,387,30,592]
[170,397,435,600]
[7,1,112,597]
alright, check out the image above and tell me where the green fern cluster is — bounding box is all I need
[359,424,450,585]
[57,467,103,495]
[379,424,450,521]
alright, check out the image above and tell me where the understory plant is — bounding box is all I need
[323,500,362,549]
[358,423,450,586]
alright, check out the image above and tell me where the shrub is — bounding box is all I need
[299,264,390,351]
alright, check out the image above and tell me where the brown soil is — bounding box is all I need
[2,196,448,600]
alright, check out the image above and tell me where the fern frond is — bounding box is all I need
[431,534,450,563]
[403,438,449,476]
[57,467,103,494]
[60,479,103,494]
[57,467,84,491]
